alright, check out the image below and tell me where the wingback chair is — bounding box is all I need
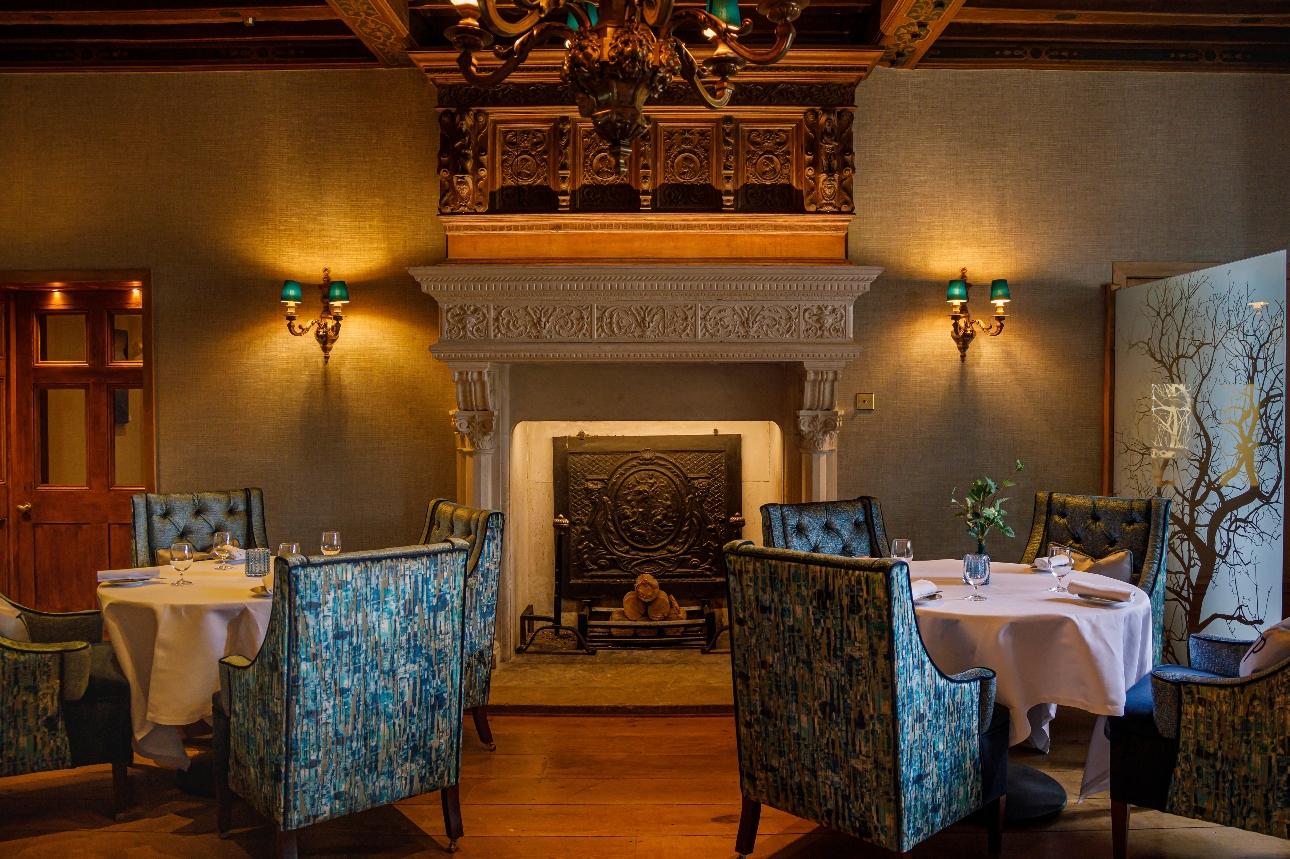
[0,595,133,817]
[419,499,504,751]
[1021,492,1170,663]
[213,544,470,858]
[1109,632,1290,859]
[760,496,890,559]
[130,489,269,567]
[723,542,1009,857]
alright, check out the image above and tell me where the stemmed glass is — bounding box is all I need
[211,531,234,570]
[1048,545,1074,593]
[964,554,989,601]
[169,541,195,587]
[891,539,913,563]
[321,531,342,556]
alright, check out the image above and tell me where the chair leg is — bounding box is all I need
[215,770,233,836]
[441,783,464,852]
[111,761,129,820]
[986,795,1005,855]
[1112,800,1129,859]
[472,706,496,751]
[735,796,761,857]
[275,826,298,859]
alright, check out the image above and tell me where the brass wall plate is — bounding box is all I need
[855,393,875,410]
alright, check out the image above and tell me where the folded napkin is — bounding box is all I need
[911,579,939,600]
[225,547,247,561]
[1067,575,1134,603]
[1033,555,1072,573]
[98,568,161,583]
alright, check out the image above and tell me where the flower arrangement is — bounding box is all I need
[951,460,1024,555]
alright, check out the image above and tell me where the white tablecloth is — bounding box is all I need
[98,560,272,769]
[909,559,1153,799]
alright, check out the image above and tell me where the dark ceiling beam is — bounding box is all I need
[324,0,415,66]
[0,7,336,26]
[876,0,968,68]
[959,0,1289,15]
[0,37,376,70]
[0,20,359,42]
[955,7,1290,28]
[942,22,1290,44]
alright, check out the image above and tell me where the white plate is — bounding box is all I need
[1077,592,1132,606]
[914,592,943,602]
[99,578,159,587]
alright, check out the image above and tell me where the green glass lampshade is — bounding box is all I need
[946,279,968,303]
[990,279,1011,303]
[566,1,598,30]
[327,280,350,304]
[706,0,741,28]
[281,280,302,303]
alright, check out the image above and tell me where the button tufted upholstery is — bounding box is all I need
[1021,492,1170,663]
[760,497,889,559]
[130,489,269,568]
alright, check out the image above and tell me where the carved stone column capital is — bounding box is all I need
[452,409,496,452]
[798,409,842,452]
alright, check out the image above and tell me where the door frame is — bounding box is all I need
[0,269,155,600]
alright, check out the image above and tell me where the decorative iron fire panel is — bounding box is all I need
[554,435,742,601]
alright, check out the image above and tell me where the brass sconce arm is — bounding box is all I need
[282,268,348,364]
[947,268,1011,362]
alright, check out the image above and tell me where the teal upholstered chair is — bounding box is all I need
[419,499,504,751]
[760,496,890,559]
[0,595,133,817]
[723,542,1008,857]
[213,544,470,858]
[1109,633,1290,858]
[130,489,269,567]
[1021,492,1170,663]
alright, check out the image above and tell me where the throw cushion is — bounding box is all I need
[0,596,30,642]
[1240,618,1290,677]
[1087,550,1134,583]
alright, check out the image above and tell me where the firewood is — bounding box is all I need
[609,608,634,637]
[635,625,659,637]
[634,574,660,604]
[664,594,686,636]
[623,592,647,620]
[647,592,671,620]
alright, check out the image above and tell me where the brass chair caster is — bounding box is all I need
[486,742,497,752]
[446,839,459,853]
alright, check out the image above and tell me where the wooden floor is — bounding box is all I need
[3,710,1289,858]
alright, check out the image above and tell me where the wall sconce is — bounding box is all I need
[281,268,349,363]
[947,267,1010,362]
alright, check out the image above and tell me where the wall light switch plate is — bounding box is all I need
[855,393,875,411]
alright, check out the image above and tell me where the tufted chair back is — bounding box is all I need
[130,489,269,568]
[760,497,890,559]
[1021,492,1171,663]
[419,499,504,712]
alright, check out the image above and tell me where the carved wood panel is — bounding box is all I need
[737,123,801,213]
[573,125,640,212]
[654,124,721,212]
[494,122,557,212]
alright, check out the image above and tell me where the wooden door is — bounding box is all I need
[9,286,152,611]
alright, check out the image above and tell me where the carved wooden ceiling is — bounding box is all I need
[1,0,1287,72]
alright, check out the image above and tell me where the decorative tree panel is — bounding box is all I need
[554,435,743,602]
[1114,251,1287,664]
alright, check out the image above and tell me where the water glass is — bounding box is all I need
[891,539,913,562]
[963,553,990,601]
[321,531,341,556]
[1048,544,1074,593]
[277,542,301,558]
[169,541,195,587]
[211,531,234,569]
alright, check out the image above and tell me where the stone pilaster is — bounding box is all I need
[798,363,844,502]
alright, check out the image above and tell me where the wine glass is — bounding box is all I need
[211,531,234,570]
[892,539,913,563]
[321,531,341,556]
[170,541,195,587]
[963,554,989,601]
[277,542,300,558]
[1048,544,1074,593]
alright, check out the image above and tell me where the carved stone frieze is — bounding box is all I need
[444,303,490,340]
[798,410,843,451]
[596,303,695,340]
[438,108,488,214]
[493,304,592,340]
[700,303,799,340]
[803,108,855,214]
[801,302,848,339]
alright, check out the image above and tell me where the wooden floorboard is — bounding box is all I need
[2,712,1289,858]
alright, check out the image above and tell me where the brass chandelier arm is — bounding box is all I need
[641,0,675,28]
[678,47,733,108]
[720,20,795,64]
[457,20,577,86]
[473,0,549,39]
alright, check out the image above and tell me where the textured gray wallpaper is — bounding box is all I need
[0,66,1287,563]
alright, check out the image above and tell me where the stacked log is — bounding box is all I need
[614,574,689,638]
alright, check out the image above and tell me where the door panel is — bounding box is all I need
[11,287,150,610]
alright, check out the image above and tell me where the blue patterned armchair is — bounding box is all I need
[1,595,133,817]
[1109,632,1290,859]
[760,496,890,559]
[723,542,1008,857]
[420,499,504,751]
[130,488,269,567]
[212,544,470,858]
[1021,492,1170,663]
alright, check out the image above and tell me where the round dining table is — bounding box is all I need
[908,558,1153,818]
[98,560,272,770]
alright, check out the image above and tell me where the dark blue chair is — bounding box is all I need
[760,496,890,558]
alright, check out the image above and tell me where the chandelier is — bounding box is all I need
[445,0,809,174]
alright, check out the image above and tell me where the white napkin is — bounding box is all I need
[226,547,247,561]
[911,579,939,600]
[98,568,161,582]
[1067,575,1134,603]
[1033,555,1072,573]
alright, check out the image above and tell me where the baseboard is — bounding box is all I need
[486,703,735,716]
